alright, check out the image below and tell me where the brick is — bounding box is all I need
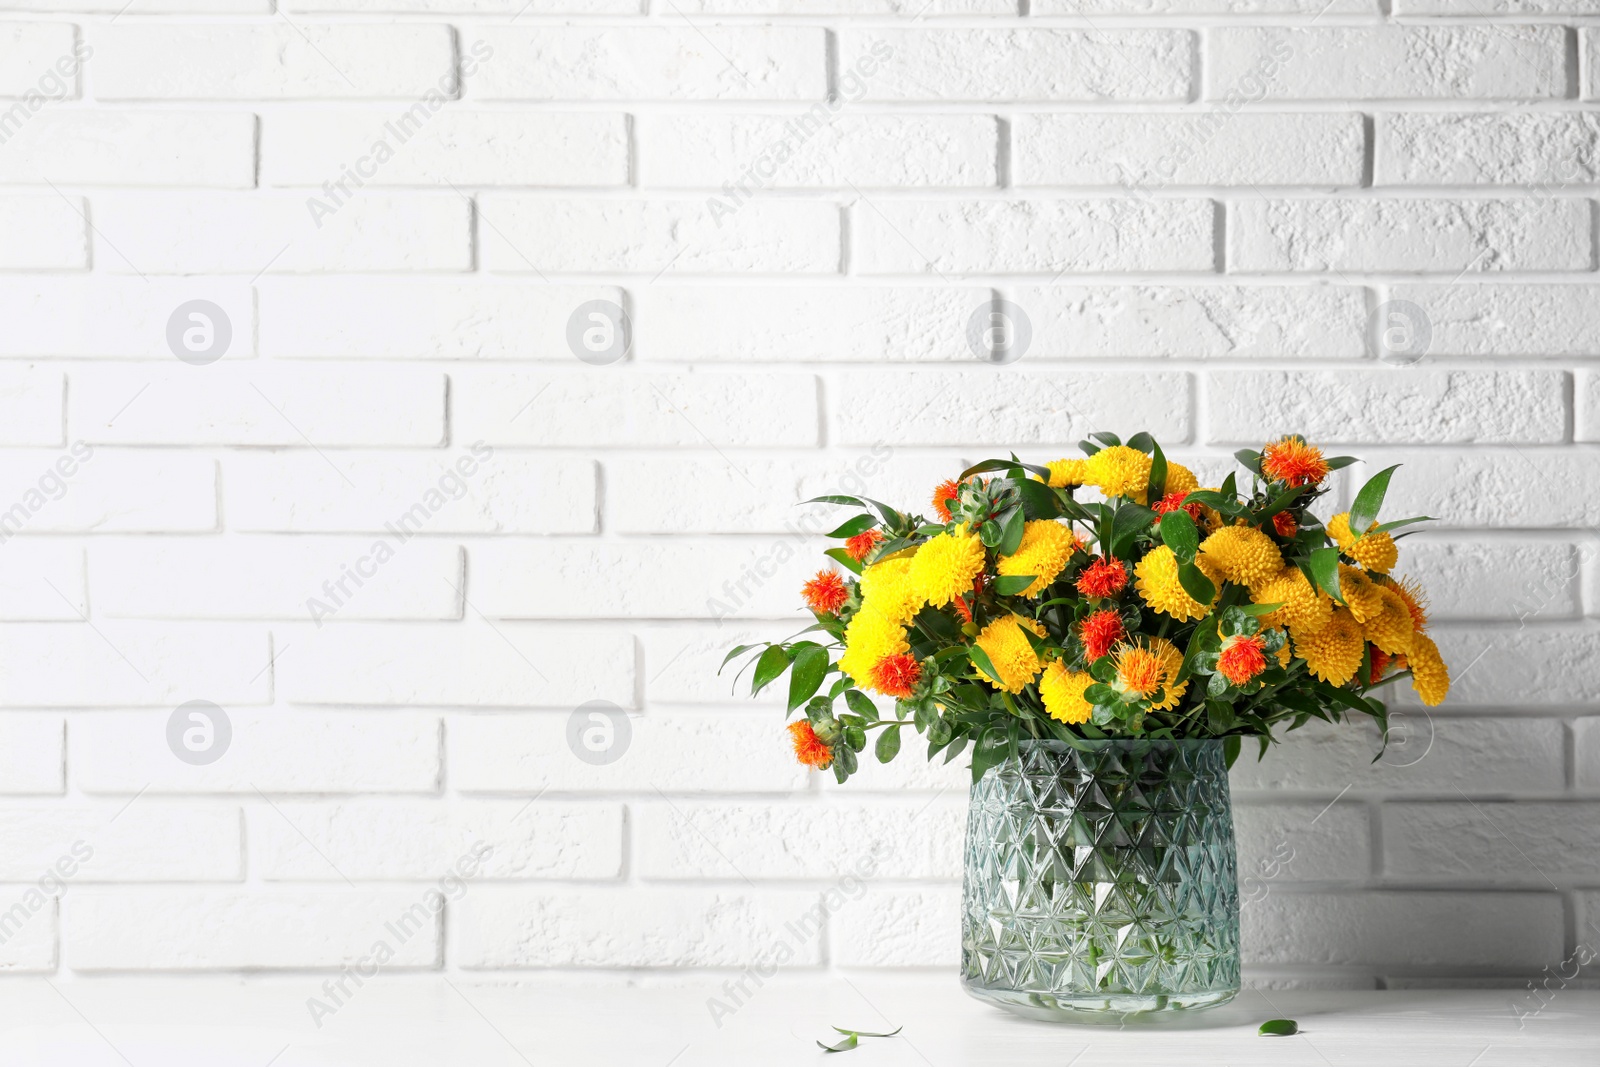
[0,892,55,970]
[832,370,1190,446]
[635,799,963,879]
[92,537,461,621]
[0,366,62,445]
[73,366,444,446]
[92,25,456,100]
[1041,0,1372,8]
[454,371,819,447]
[857,198,1213,274]
[0,194,86,269]
[1207,370,1566,445]
[832,888,960,966]
[0,112,253,188]
[1229,716,1564,794]
[642,624,802,706]
[0,804,238,880]
[1236,802,1371,885]
[289,0,634,8]
[1243,891,1561,967]
[477,196,839,274]
[0,542,83,620]
[607,453,951,534]
[0,624,267,708]
[1016,285,1367,360]
[1585,30,1600,100]
[1398,538,1580,622]
[452,711,806,793]
[472,541,818,620]
[7,0,267,8]
[1208,27,1565,101]
[260,280,620,361]
[1391,284,1600,358]
[464,27,826,101]
[633,285,984,363]
[74,710,439,793]
[1400,0,1597,10]
[685,0,1008,9]
[457,887,821,967]
[639,114,996,188]
[65,888,439,969]
[0,448,215,533]
[0,715,62,794]
[225,450,595,535]
[0,279,254,359]
[1379,112,1600,186]
[1230,199,1590,273]
[281,625,633,709]
[1571,719,1600,788]
[257,800,622,880]
[0,24,76,98]
[262,112,628,188]
[1374,451,1600,528]
[93,193,471,274]
[1582,370,1600,442]
[1016,113,1363,188]
[1383,802,1600,881]
[842,29,1191,102]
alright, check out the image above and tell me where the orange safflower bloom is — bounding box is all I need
[1260,436,1329,488]
[801,570,849,615]
[844,529,885,562]
[870,653,922,699]
[787,720,833,769]
[1368,646,1391,685]
[1272,511,1298,538]
[1112,643,1165,698]
[1152,490,1204,521]
[1076,557,1128,600]
[932,479,962,522]
[1078,608,1124,661]
[1217,634,1268,686]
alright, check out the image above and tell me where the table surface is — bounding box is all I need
[1,975,1593,1066]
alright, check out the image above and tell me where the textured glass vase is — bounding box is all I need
[961,739,1240,1021]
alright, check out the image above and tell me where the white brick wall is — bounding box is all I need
[0,0,1591,993]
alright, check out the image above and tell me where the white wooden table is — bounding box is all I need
[2,975,1592,1065]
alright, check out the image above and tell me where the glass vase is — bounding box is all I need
[960,739,1240,1021]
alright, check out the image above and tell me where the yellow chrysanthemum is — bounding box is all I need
[838,607,910,691]
[1388,575,1432,635]
[1046,458,1088,488]
[1134,545,1220,623]
[973,615,1047,693]
[1250,564,1332,635]
[908,524,984,608]
[996,520,1079,597]
[1163,462,1200,497]
[1040,662,1094,724]
[1293,607,1364,685]
[857,556,922,624]
[1083,445,1152,502]
[1407,631,1450,707]
[1201,524,1283,588]
[1338,564,1385,624]
[1144,635,1189,713]
[1329,512,1399,574]
[1363,585,1415,655]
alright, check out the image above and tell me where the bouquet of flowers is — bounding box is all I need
[724,433,1450,784]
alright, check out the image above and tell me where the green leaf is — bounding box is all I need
[1011,476,1061,520]
[1177,560,1216,606]
[1148,439,1168,500]
[992,574,1038,597]
[1258,1019,1299,1037]
[1224,735,1242,769]
[1306,546,1343,603]
[1350,464,1400,533]
[751,645,791,697]
[969,729,1011,783]
[960,458,1053,482]
[818,1033,858,1053]
[1257,482,1305,521]
[967,644,1002,686]
[833,743,858,776]
[801,494,864,508]
[1089,431,1122,447]
[1159,508,1201,563]
[1108,503,1158,558]
[1325,456,1357,471]
[823,547,863,575]
[875,725,902,763]
[825,514,876,538]
[785,646,828,710]
[1368,515,1434,536]
[833,1026,902,1039]
[997,505,1027,556]
[844,689,877,719]
[843,723,866,752]
[1234,448,1263,477]
[1126,431,1156,454]
[719,643,756,672]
